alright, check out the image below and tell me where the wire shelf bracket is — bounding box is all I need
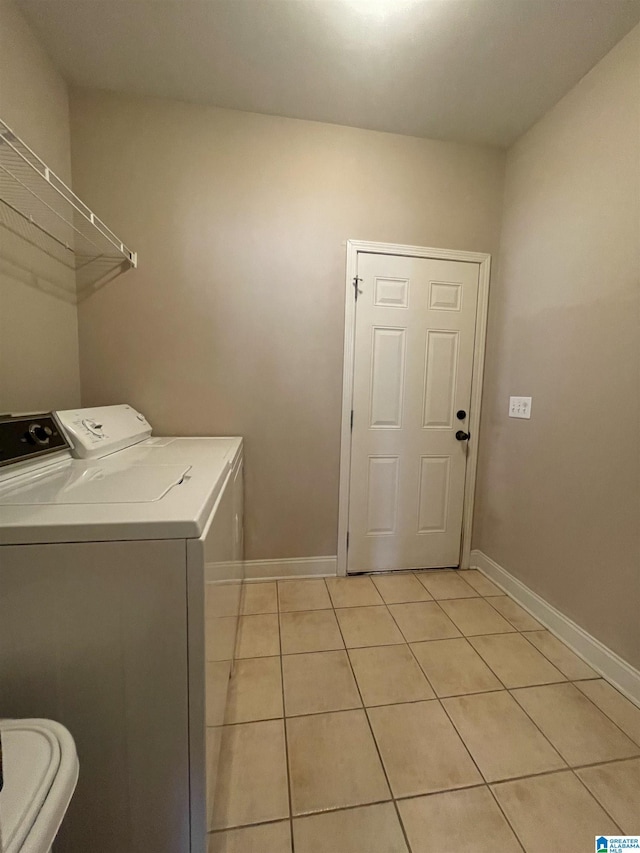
[0,117,137,296]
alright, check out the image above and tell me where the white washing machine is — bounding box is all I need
[0,405,244,853]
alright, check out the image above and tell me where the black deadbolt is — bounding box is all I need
[455,430,470,441]
[456,410,467,420]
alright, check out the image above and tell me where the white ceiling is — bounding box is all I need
[17,0,640,147]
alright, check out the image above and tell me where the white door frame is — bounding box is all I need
[337,240,491,577]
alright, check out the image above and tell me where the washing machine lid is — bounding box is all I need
[0,435,242,544]
[0,461,191,505]
[0,719,78,853]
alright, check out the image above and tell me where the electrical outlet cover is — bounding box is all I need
[509,396,532,419]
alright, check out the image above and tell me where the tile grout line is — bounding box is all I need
[506,681,640,766]
[516,628,599,682]
[423,612,573,788]
[503,682,628,834]
[328,586,416,853]
[276,587,296,853]
[417,624,533,853]
[483,595,545,632]
[382,593,529,852]
[373,584,531,851]
[208,750,640,838]
[337,575,640,745]
[208,796,408,835]
[216,576,637,844]
[511,658,640,823]
[380,581,609,853]
[567,682,640,750]
[382,593,529,851]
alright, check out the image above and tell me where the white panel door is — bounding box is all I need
[347,253,479,572]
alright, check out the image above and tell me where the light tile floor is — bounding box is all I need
[207,570,640,853]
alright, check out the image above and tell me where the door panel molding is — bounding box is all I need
[338,240,491,576]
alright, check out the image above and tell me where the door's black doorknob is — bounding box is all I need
[455,430,470,441]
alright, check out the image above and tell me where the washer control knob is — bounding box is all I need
[27,423,51,446]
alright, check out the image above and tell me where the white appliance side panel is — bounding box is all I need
[187,443,243,841]
[0,538,190,853]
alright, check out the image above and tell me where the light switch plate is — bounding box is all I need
[509,396,532,419]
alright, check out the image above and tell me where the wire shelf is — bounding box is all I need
[0,118,136,296]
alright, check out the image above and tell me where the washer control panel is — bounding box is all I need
[0,413,70,468]
[56,405,152,459]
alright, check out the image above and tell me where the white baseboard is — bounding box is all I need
[242,555,337,582]
[470,549,640,707]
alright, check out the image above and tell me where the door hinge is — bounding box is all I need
[353,276,362,300]
[350,409,354,431]
[346,532,350,550]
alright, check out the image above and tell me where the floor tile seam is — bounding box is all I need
[425,688,528,851]
[281,647,352,660]
[487,769,613,853]
[343,639,407,650]
[482,781,528,852]
[212,705,640,747]
[414,574,480,601]
[378,599,440,697]
[408,633,512,694]
[508,683,640,754]
[436,598,518,636]
[208,764,626,838]
[516,627,595,682]
[282,644,364,717]
[436,687,503,788]
[571,682,640,749]
[282,581,629,844]
[279,687,549,722]
[456,628,518,638]
[330,603,400,825]
[278,605,346,655]
[381,594,467,644]
[281,587,634,828]
[207,814,287,834]
[465,630,569,688]
[209,760,635,838]
[567,765,624,834]
[332,597,406,647]
[435,679,630,797]
[341,683,521,708]
[358,621,495,796]
[480,587,600,684]
[278,605,333,613]
[276,578,332,611]
[291,796,402,820]
[488,764,591,792]
[571,754,640,772]
[503,686,588,771]
[346,640,437,703]
[325,576,385,609]
[221,710,284,727]
[330,602,417,853]
[217,582,617,841]
[483,594,544,633]
[279,644,347,656]
[276,593,296,849]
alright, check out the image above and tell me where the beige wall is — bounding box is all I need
[69,90,505,560]
[0,0,81,413]
[474,25,640,667]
